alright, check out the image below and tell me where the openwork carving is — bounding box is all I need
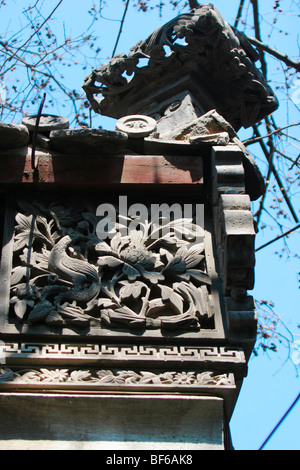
[9,199,214,332]
[83,4,278,129]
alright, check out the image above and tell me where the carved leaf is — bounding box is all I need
[10,266,27,286]
[174,281,208,318]
[159,372,176,384]
[101,308,146,328]
[119,280,147,300]
[97,255,123,269]
[13,299,28,319]
[159,285,184,314]
[120,370,141,384]
[213,374,233,386]
[28,301,53,322]
[14,214,55,252]
[160,312,199,329]
[98,298,118,308]
[122,263,140,281]
[159,248,173,264]
[149,234,179,248]
[146,298,168,318]
[13,230,31,252]
[35,216,55,244]
[94,241,112,254]
[20,370,42,383]
[96,372,116,384]
[162,218,198,239]
[163,256,186,274]
[139,371,162,385]
[20,248,50,272]
[96,370,125,384]
[0,368,19,383]
[186,269,212,286]
[15,213,34,231]
[196,372,220,385]
[138,266,165,284]
[110,232,130,254]
[58,304,90,325]
[39,369,69,382]
[70,370,93,382]
[45,311,65,326]
[177,243,205,269]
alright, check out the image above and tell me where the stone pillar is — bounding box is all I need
[0,394,226,450]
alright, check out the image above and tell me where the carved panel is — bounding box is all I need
[0,194,225,340]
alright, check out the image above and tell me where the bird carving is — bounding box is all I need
[48,235,99,287]
[48,235,100,307]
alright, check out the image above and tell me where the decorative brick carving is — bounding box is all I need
[0,366,235,391]
[212,146,256,294]
[3,342,246,369]
[211,145,257,349]
[0,196,227,338]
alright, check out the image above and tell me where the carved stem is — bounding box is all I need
[139,286,151,317]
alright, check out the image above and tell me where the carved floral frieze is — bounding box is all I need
[9,199,214,333]
[0,367,234,388]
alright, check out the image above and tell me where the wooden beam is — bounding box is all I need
[0,147,204,187]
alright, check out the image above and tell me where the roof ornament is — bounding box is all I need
[83,3,278,131]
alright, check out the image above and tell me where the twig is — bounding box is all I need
[234,0,245,29]
[275,149,300,168]
[280,132,300,144]
[250,0,267,77]
[255,223,300,252]
[247,36,300,72]
[243,122,300,146]
[253,124,299,224]
[254,149,274,226]
[112,0,130,57]
[0,0,63,73]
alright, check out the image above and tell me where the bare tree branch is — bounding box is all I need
[243,122,300,146]
[0,0,64,74]
[234,0,245,29]
[253,124,300,224]
[247,36,300,72]
[112,0,130,57]
[250,0,267,77]
[254,162,272,227]
[256,223,300,252]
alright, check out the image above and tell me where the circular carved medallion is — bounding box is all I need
[115,115,157,138]
[22,114,69,132]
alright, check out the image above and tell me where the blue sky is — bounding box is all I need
[0,0,299,450]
